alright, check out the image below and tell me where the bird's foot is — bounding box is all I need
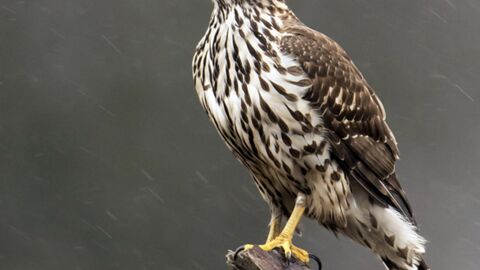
[259,233,310,263]
[234,236,309,263]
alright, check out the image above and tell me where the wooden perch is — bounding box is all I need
[226,246,321,270]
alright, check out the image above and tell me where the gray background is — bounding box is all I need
[0,0,479,269]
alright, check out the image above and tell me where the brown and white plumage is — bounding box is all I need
[192,1,429,269]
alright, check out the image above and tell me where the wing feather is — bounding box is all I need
[280,25,415,222]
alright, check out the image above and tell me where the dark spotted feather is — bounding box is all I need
[280,25,415,223]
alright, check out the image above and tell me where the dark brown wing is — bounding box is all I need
[280,25,415,222]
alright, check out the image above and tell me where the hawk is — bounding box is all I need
[192,1,429,269]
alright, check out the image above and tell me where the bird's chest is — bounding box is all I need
[193,21,316,168]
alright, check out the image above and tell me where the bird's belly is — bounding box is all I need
[198,87,351,225]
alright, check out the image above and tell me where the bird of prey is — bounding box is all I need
[192,1,429,269]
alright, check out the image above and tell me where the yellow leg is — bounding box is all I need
[259,194,309,263]
[266,212,282,243]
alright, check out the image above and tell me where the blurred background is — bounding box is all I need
[1,0,479,269]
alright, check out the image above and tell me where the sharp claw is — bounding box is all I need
[233,245,246,260]
[285,249,292,260]
[309,254,322,270]
[285,254,291,266]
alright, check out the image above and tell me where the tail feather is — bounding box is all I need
[344,187,428,270]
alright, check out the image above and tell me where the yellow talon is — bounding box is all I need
[259,234,310,263]
[243,244,255,251]
[238,194,310,263]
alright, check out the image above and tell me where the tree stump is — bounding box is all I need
[226,246,320,270]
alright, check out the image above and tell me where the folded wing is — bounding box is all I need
[280,25,415,223]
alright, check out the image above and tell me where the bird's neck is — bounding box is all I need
[213,0,287,9]
[211,0,295,26]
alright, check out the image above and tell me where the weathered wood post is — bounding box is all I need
[226,246,321,270]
